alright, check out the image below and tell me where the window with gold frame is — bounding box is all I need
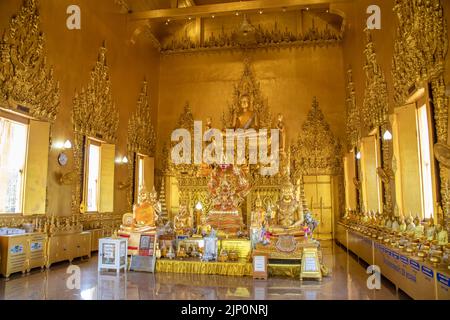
[359,132,383,212]
[392,88,437,219]
[82,138,115,213]
[0,109,50,215]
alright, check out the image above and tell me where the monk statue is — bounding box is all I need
[268,179,304,237]
[232,94,259,129]
[174,204,193,236]
[134,186,160,229]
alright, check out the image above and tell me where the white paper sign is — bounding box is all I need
[253,256,266,272]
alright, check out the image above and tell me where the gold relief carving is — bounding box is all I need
[0,0,60,122]
[71,44,119,214]
[222,58,272,129]
[392,0,448,227]
[345,69,360,151]
[291,97,342,177]
[125,80,157,208]
[161,17,343,54]
[362,30,388,132]
[392,0,448,107]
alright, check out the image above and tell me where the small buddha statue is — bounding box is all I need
[268,179,304,237]
[232,94,258,130]
[251,193,267,230]
[361,212,369,224]
[399,215,407,233]
[406,215,416,234]
[392,216,400,232]
[174,204,193,235]
[425,217,436,241]
[436,224,448,246]
[413,215,425,239]
[385,215,393,229]
[195,211,211,237]
[276,113,286,153]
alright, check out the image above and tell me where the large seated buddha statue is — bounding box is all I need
[268,179,304,238]
[232,94,259,130]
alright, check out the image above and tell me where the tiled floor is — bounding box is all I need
[0,241,410,300]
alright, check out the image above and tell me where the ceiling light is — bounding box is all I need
[211,14,215,18]
[356,152,361,160]
[259,10,263,14]
[64,140,72,149]
[235,12,240,16]
[282,7,287,12]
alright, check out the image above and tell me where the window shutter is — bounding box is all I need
[23,120,50,215]
[99,143,115,213]
[143,156,154,192]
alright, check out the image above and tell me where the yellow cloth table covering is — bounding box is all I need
[156,259,253,277]
[156,259,300,278]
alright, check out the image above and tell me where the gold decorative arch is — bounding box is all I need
[291,97,342,177]
[125,80,157,208]
[0,0,60,122]
[222,58,272,129]
[362,30,388,132]
[71,44,119,214]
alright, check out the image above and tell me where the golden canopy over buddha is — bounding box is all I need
[268,179,304,237]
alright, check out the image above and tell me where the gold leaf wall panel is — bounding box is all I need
[0,0,60,122]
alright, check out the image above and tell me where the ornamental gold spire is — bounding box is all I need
[0,0,60,122]
[72,44,119,143]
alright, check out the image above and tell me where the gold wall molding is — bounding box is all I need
[161,18,343,54]
[71,44,119,214]
[291,97,342,177]
[362,29,388,132]
[392,0,449,227]
[345,69,360,151]
[222,58,272,129]
[0,0,60,122]
[125,80,157,208]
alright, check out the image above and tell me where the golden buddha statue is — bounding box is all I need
[174,204,193,236]
[232,94,259,129]
[195,211,212,236]
[251,193,267,230]
[268,180,304,237]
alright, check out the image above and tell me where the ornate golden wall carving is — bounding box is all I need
[291,97,342,177]
[161,17,343,54]
[71,44,119,214]
[345,69,360,151]
[362,30,388,132]
[392,0,449,226]
[125,80,157,208]
[0,0,60,122]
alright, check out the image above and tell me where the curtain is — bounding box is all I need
[0,118,28,213]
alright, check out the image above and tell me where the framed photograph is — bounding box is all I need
[139,233,157,257]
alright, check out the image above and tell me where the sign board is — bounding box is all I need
[300,247,322,281]
[129,232,157,273]
[252,253,268,280]
[129,255,156,273]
